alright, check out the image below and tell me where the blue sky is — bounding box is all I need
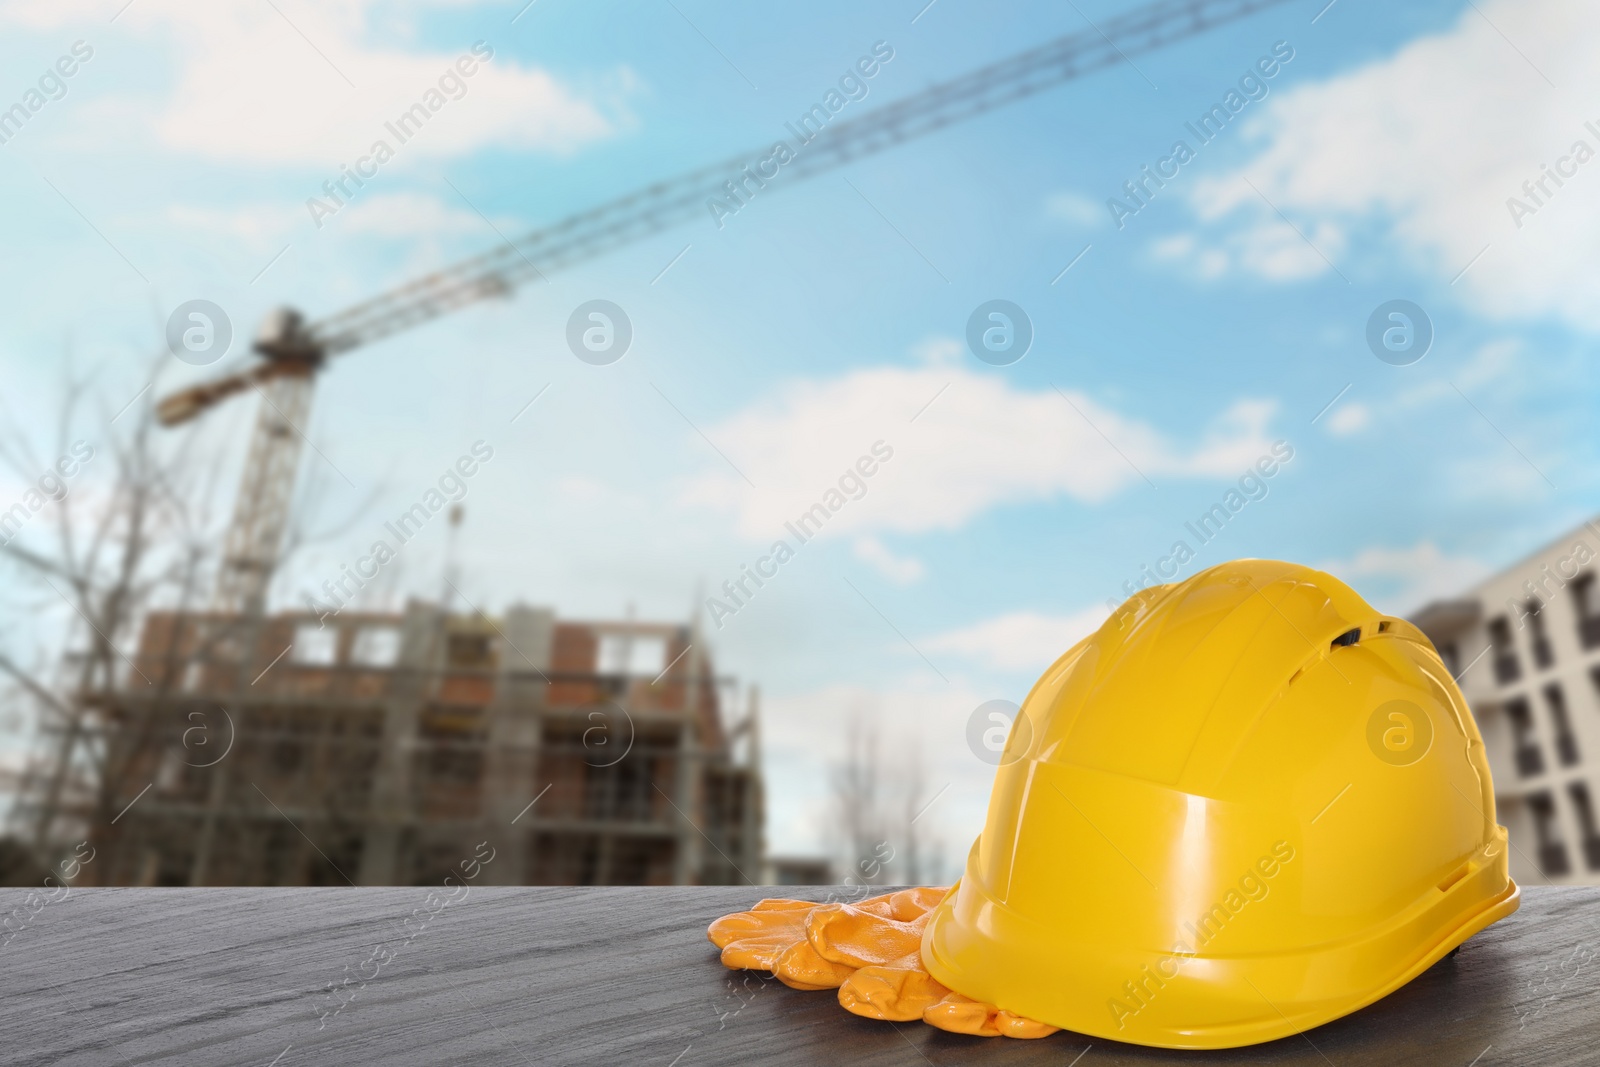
[1,0,1595,870]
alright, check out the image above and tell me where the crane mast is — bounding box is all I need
[167,0,1291,613]
[211,310,323,614]
[215,378,309,613]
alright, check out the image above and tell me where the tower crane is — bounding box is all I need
[155,0,1291,614]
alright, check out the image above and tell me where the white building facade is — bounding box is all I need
[1412,518,1600,887]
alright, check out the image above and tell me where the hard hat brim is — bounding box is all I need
[922,843,1519,1050]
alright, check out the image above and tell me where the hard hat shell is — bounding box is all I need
[921,559,1518,1049]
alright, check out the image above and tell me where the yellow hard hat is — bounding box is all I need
[921,558,1518,1049]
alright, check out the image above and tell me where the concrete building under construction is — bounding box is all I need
[1413,517,1600,887]
[25,602,763,887]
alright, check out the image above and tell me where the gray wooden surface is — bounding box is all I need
[0,884,1595,1066]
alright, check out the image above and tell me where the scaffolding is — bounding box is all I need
[22,601,763,887]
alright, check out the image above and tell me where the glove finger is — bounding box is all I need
[750,898,819,913]
[719,930,809,973]
[995,1010,1059,1039]
[922,991,1057,1039]
[708,901,812,951]
[806,904,925,968]
[838,956,950,1022]
[841,885,948,921]
[774,936,857,990]
[850,890,903,919]
[885,886,950,921]
[922,991,1001,1037]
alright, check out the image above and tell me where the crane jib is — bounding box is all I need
[153,0,1295,614]
[297,0,1293,360]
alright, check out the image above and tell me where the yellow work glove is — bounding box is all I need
[708,887,1057,1039]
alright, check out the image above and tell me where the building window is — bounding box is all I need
[351,626,401,667]
[597,633,667,677]
[1573,573,1600,650]
[1488,617,1521,685]
[271,739,304,775]
[1526,599,1554,669]
[1529,792,1571,878]
[447,632,494,668]
[1544,684,1580,767]
[1505,698,1544,777]
[292,624,339,666]
[212,633,243,663]
[1567,782,1600,872]
[1436,640,1461,677]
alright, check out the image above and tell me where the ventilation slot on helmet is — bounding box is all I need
[1378,621,1393,634]
[1437,861,1471,894]
[1330,628,1361,650]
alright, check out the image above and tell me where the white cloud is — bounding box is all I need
[159,192,496,255]
[162,203,299,246]
[852,535,924,584]
[1151,233,1223,278]
[682,351,1280,540]
[922,605,1108,673]
[1168,0,1600,331]
[338,192,500,236]
[1319,542,1492,614]
[1393,338,1521,410]
[1325,401,1371,436]
[911,336,963,366]
[1329,338,1553,490]
[1046,190,1103,227]
[1153,214,1343,281]
[1454,338,1523,391]
[2,0,625,166]
[555,475,614,503]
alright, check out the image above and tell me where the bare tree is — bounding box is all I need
[0,345,395,886]
[829,715,887,885]
[896,737,938,886]
[0,357,222,860]
[827,715,944,888]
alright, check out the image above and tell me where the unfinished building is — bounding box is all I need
[1412,518,1600,887]
[28,602,762,886]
